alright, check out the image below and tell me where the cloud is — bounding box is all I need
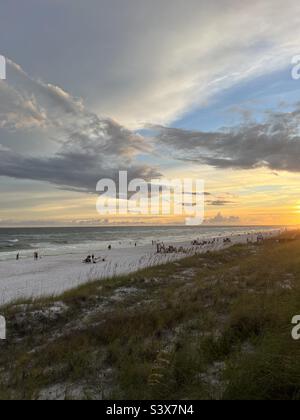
[1,0,300,127]
[207,200,235,206]
[153,104,300,172]
[0,60,160,193]
[206,213,240,224]
[0,144,160,194]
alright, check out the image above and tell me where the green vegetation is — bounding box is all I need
[1,231,300,400]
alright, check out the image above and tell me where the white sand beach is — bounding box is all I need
[0,229,282,305]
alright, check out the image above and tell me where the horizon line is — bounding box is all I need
[0,224,289,229]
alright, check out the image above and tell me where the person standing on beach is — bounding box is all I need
[16,253,20,261]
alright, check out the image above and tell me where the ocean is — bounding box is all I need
[0,225,279,261]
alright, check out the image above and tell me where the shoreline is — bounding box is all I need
[0,229,282,305]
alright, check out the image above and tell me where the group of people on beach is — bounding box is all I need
[83,254,97,264]
[83,254,107,264]
[156,242,187,254]
[13,232,274,266]
[155,239,219,255]
[192,237,223,246]
[83,244,113,263]
[155,232,271,256]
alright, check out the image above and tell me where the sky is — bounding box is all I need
[1,0,300,226]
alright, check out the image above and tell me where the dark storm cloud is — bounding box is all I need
[153,105,300,172]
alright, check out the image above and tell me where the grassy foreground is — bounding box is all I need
[1,231,300,400]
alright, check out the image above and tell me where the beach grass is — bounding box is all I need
[1,230,300,399]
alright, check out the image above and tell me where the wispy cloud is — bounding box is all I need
[153,104,300,172]
[207,200,235,207]
[2,1,300,127]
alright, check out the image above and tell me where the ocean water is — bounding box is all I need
[0,225,279,261]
